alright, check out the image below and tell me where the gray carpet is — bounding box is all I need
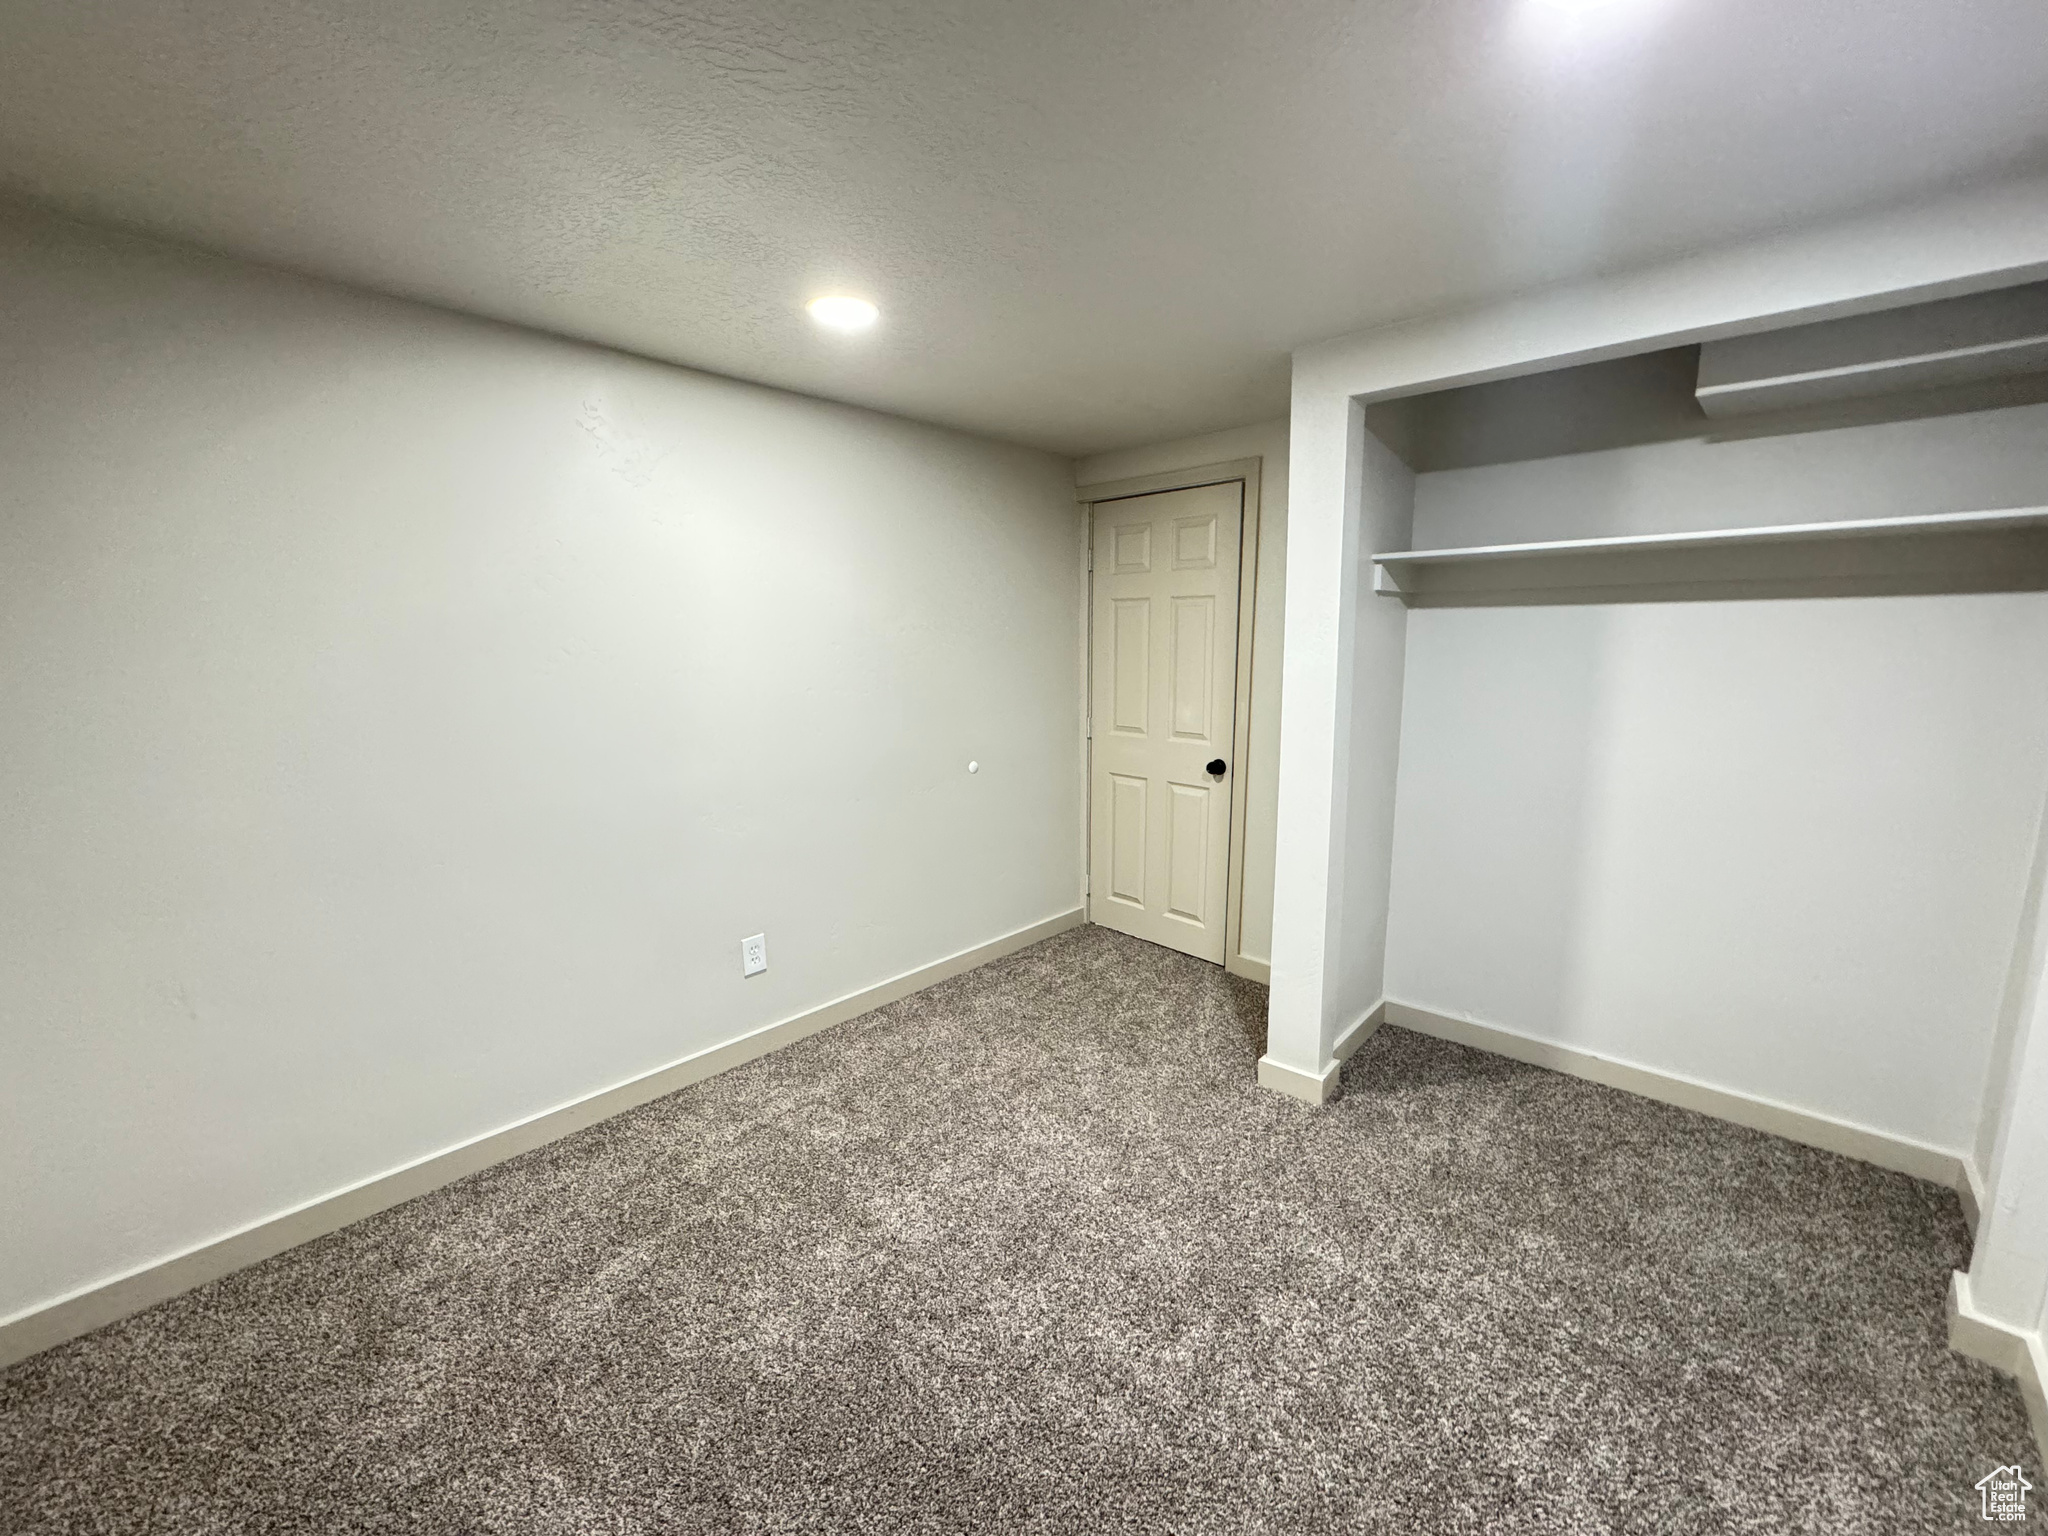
[0,925,2032,1533]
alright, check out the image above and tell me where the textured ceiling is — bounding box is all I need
[2,0,2045,454]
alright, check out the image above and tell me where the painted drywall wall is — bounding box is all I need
[1971,798,2048,1332]
[1364,348,1709,472]
[1262,393,1414,1091]
[1262,397,1356,1086]
[1382,404,2048,1151]
[1326,430,1415,1054]
[1076,420,1287,969]
[1978,791,2048,1187]
[0,204,1082,1327]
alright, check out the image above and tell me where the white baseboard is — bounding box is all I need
[1381,1000,1965,1189]
[1257,1052,1340,1105]
[0,908,1085,1371]
[1960,1158,1987,1243]
[1257,1001,1384,1107]
[1227,954,1271,986]
[1950,1270,2048,1469]
[1333,1000,1387,1063]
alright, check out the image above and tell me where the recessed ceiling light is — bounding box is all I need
[807,295,879,331]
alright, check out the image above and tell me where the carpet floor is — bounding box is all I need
[0,925,2033,1533]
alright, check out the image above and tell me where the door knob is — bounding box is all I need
[1207,758,1227,777]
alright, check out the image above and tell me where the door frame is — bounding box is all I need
[1076,456,1264,982]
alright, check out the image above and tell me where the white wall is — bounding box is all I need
[1327,429,1415,1053]
[1383,404,2048,1151]
[1076,420,1287,969]
[1976,782,2048,1183]
[1971,810,2048,1332]
[0,204,1082,1326]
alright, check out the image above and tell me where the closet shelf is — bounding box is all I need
[1372,506,2048,607]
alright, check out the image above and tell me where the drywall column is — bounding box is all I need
[1327,424,1415,1050]
[1260,391,1363,1103]
[1966,793,2048,1330]
[1260,383,1413,1105]
[1954,799,2048,1453]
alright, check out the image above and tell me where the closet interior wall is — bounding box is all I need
[1376,386,2048,1159]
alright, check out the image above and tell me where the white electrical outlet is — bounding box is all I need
[741,933,768,977]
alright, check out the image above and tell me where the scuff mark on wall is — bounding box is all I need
[577,387,670,487]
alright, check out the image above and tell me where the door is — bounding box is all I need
[1088,480,1243,963]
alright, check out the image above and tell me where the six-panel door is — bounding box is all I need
[1088,480,1243,963]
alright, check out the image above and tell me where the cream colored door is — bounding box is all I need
[1089,481,1243,963]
